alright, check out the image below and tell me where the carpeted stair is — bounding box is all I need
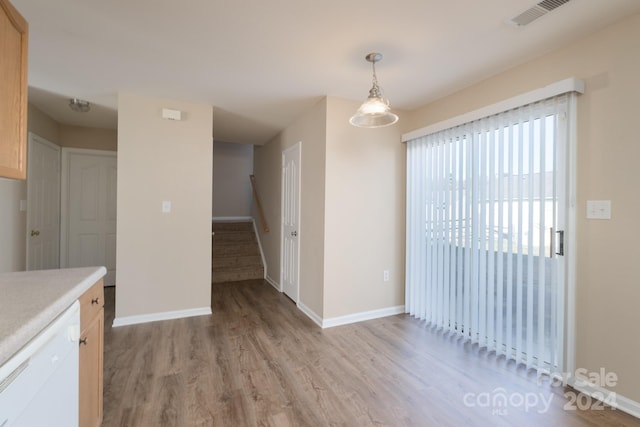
[212,222,264,283]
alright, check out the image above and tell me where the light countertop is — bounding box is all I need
[0,266,107,367]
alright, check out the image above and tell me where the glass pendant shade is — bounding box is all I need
[349,94,399,128]
[350,52,398,128]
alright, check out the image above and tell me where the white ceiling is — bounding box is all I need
[12,0,640,145]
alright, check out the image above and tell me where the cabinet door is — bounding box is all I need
[79,310,104,427]
[0,0,28,180]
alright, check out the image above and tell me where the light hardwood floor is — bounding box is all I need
[102,280,640,426]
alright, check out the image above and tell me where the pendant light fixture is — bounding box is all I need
[349,52,398,128]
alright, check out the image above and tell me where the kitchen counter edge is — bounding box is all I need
[0,266,107,367]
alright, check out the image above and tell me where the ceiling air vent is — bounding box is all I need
[508,0,571,27]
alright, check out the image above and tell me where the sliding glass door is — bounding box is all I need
[406,94,572,375]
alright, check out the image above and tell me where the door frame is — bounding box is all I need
[60,147,117,269]
[26,132,61,270]
[280,141,301,302]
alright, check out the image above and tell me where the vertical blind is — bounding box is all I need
[406,93,572,375]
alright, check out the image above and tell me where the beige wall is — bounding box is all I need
[297,99,328,316]
[254,96,405,321]
[27,103,60,144]
[115,94,212,319]
[28,104,117,152]
[59,124,117,151]
[0,178,27,273]
[253,97,327,317]
[323,97,405,318]
[212,141,253,218]
[0,104,59,273]
[404,13,640,402]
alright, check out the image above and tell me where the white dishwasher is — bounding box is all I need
[0,300,80,427]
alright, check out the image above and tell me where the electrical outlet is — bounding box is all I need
[383,270,390,282]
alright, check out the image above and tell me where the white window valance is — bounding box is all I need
[402,78,584,143]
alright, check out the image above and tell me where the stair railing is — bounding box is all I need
[249,174,269,233]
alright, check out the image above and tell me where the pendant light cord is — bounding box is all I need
[369,61,382,99]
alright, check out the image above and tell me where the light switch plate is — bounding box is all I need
[586,200,611,219]
[162,200,171,213]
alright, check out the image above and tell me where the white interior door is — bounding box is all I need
[61,149,117,285]
[281,142,301,302]
[26,133,61,270]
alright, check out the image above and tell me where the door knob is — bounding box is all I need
[30,230,40,236]
[291,231,297,237]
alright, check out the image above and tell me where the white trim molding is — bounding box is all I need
[568,378,640,419]
[402,78,585,142]
[322,305,405,329]
[295,302,406,329]
[212,216,253,222]
[564,92,579,375]
[265,275,281,291]
[113,307,212,327]
[297,301,323,328]
[252,219,268,279]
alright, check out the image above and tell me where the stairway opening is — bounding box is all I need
[212,221,264,283]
